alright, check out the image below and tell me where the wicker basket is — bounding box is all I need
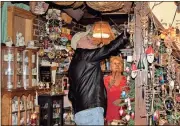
[86,2,124,12]
[53,2,75,6]
[72,2,84,9]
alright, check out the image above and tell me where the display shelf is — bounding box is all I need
[38,94,64,126]
[1,46,39,90]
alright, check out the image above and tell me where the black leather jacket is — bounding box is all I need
[68,33,129,115]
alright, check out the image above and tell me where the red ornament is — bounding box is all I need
[119,107,124,116]
[145,46,154,54]
[131,112,135,119]
[131,63,137,71]
[67,35,72,40]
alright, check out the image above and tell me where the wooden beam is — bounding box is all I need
[134,2,148,125]
[79,15,128,25]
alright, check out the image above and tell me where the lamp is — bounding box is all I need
[92,21,115,45]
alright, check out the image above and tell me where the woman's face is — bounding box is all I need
[111,59,122,73]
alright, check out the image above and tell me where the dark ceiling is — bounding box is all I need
[11,1,133,25]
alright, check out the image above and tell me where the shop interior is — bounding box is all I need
[1,1,180,126]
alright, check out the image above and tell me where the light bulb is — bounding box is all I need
[93,33,110,38]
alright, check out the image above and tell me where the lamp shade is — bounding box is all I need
[92,21,115,45]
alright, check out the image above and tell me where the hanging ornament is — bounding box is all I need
[161,84,165,91]
[128,105,132,111]
[38,48,45,57]
[125,114,131,121]
[119,107,124,116]
[159,71,165,84]
[43,37,49,49]
[164,96,175,111]
[127,75,131,83]
[145,46,154,63]
[49,32,59,41]
[125,66,130,73]
[121,91,126,98]
[131,63,137,78]
[47,51,56,60]
[169,80,175,90]
[30,2,49,15]
[137,54,145,70]
[153,110,160,121]
[131,112,135,119]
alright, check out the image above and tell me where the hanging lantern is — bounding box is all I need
[131,63,137,78]
[146,46,154,64]
[92,21,115,45]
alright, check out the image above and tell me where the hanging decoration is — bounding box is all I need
[131,63,137,79]
[46,9,62,41]
[92,21,115,45]
[30,2,49,15]
[146,46,155,64]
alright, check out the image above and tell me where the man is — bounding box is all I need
[68,26,130,125]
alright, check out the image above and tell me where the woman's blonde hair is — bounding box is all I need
[110,56,124,72]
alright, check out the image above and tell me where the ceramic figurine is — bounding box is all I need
[7,82,13,90]
[5,37,13,47]
[20,101,24,110]
[27,40,35,48]
[20,117,25,125]
[51,84,56,95]
[16,32,25,47]
[46,82,50,89]
[41,82,45,89]
[131,63,137,79]
[146,46,154,64]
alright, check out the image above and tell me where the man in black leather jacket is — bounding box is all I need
[68,29,129,125]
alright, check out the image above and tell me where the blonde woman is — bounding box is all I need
[104,56,128,123]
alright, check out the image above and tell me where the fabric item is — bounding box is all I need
[104,75,127,122]
[71,25,92,50]
[1,2,30,43]
[74,107,104,125]
[68,32,129,115]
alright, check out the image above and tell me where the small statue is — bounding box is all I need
[46,82,50,89]
[5,37,13,47]
[39,82,44,89]
[51,84,56,95]
[16,32,25,47]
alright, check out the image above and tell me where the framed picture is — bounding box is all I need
[39,66,51,82]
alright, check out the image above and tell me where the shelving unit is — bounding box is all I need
[38,94,64,126]
[1,46,39,125]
